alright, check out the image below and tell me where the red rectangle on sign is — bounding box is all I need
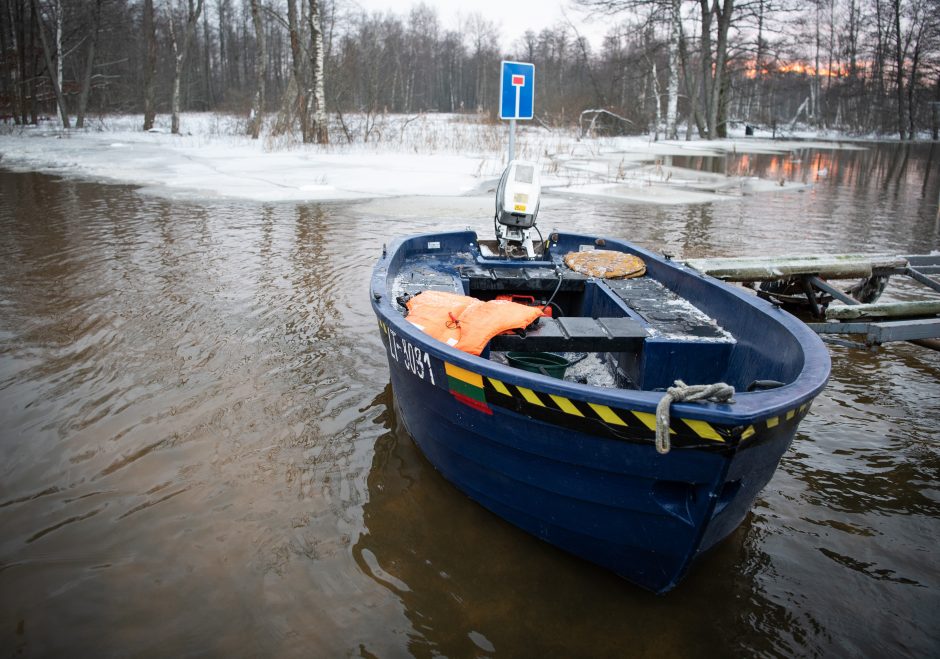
[512,74,525,86]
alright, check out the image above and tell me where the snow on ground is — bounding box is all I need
[0,112,862,204]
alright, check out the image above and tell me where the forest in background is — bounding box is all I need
[1,0,938,143]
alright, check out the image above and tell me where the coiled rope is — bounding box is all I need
[655,380,735,454]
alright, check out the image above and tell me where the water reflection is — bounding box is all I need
[609,143,939,257]
[679,205,716,257]
[355,386,827,657]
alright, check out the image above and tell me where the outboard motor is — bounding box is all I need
[495,160,542,259]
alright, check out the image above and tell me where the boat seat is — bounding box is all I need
[489,316,647,352]
[462,265,588,293]
[604,278,732,341]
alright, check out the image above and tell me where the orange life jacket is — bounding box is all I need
[405,291,543,356]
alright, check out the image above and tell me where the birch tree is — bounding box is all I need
[168,0,204,135]
[665,0,681,137]
[247,0,265,138]
[308,0,328,143]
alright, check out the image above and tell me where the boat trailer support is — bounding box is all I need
[807,318,940,351]
[806,275,859,307]
[685,253,940,350]
[902,266,940,294]
[799,276,825,318]
[799,274,861,318]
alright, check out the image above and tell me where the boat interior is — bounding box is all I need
[383,160,808,392]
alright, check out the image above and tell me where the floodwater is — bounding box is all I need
[1,142,938,657]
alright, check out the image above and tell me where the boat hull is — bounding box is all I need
[378,319,808,593]
[370,230,828,593]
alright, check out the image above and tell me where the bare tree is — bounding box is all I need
[30,0,69,127]
[572,0,694,136]
[665,0,681,137]
[284,0,309,139]
[248,0,265,138]
[142,0,157,130]
[3,0,939,140]
[892,0,905,138]
[308,0,328,143]
[76,0,103,129]
[703,0,735,138]
[168,0,204,135]
[0,0,18,121]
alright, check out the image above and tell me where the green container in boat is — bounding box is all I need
[506,352,570,379]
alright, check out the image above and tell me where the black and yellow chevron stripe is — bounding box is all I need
[480,373,812,450]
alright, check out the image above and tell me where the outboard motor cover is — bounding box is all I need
[496,160,541,228]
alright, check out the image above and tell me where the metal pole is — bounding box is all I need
[508,118,516,163]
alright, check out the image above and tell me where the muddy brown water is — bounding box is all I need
[1,142,938,657]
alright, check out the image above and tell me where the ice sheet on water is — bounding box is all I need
[0,112,862,203]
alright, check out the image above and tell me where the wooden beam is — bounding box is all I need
[825,300,940,320]
[685,254,908,281]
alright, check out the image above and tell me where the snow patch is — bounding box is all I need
[0,112,858,204]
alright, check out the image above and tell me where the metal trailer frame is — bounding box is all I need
[685,254,940,351]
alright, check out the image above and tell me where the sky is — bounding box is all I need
[347,0,610,51]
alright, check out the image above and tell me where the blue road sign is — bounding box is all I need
[499,61,535,120]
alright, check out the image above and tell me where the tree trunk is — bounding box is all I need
[651,60,661,140]
[202,7,213,109]
[54,0,61,101]
[10,0,29,123]
[932,73,940,141]
[27,0,38,123]
[678,19,705,139]
[754,0,766,123]
[308,0,328,143]
[0,1,17,122]
[30,0,69,128]
[142,0,156,130]
[216,0,226,105]
[76,0,102,129]
[285,0,309,141]
[708,0,734,139]
[698,0,714,138]
[906,30,922,140]
[813,0,821,123]
[665,0,680,139]
[248,0,265,138]
[892,0,905,139]
[169,0,204,135]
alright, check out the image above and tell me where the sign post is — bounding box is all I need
[499,61,534,162]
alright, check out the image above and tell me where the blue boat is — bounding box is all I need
[369,162,830,593]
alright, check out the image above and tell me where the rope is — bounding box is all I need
[655,380,735,454]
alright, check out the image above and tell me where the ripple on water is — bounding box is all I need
[0,146,938,657]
